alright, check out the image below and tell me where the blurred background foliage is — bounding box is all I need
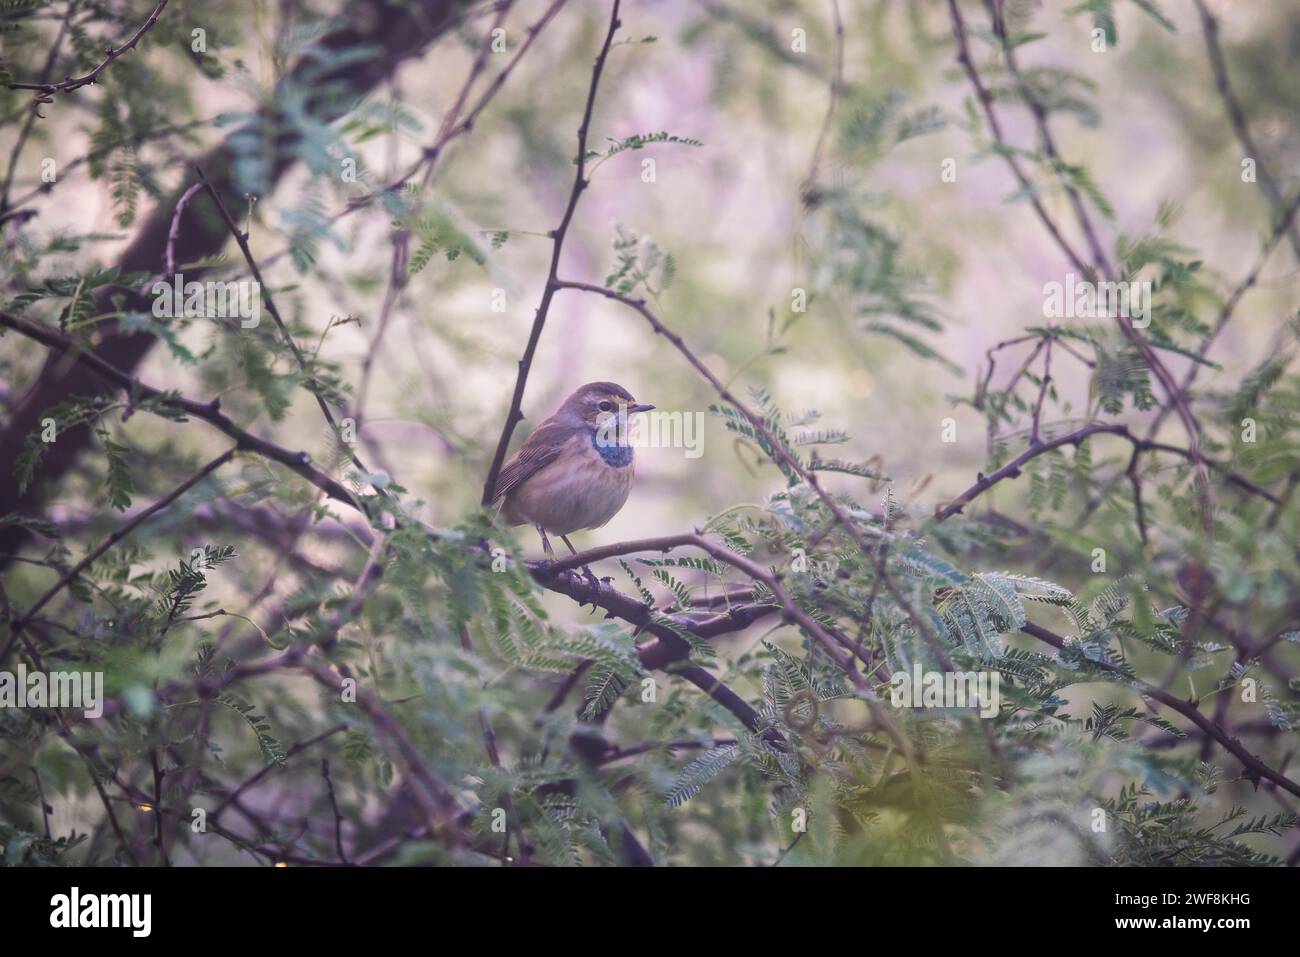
[1,0,1299,866]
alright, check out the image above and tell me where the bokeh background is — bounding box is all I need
[3,0,1299,865]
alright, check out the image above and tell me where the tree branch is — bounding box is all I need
[0,0,465,564]
[0,0,79,214]
[4,0,170,95]
[192,166,388,496]
[1022,620,1300,801]
[933,421,1278,521]
[1192,0,1300,262]
[0,310,362,511]
[480,0,623,505]
[948,0,1215,535]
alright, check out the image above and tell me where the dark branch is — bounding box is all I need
[1022,621,1300,801]
[4,0,170,95]
[480,0,623,505]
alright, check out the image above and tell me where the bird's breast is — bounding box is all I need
[504,433,634,534]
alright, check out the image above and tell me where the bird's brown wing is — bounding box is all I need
[491,420,573,503]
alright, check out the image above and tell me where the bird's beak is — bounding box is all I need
[629,403,655,413]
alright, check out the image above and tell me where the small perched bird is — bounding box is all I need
[492,381,654,563]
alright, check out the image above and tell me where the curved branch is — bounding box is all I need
[534,524,911,756]
[1022,621,1300,801]
[933,421,1279,522]
[4,0,170,95]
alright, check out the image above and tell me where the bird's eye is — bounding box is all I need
[597,400,614,412]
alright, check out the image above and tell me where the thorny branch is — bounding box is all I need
[3,0,170,96]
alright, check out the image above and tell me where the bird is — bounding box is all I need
[491,381,653,570]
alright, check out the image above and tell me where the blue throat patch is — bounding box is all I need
[590,430,634,468]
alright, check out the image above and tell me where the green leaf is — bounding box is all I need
[217,693,287,766]
[581,664,630,719]
[665,744,739,808]
[100,432,134,511]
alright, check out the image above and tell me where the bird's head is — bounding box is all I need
[557,381,654,437]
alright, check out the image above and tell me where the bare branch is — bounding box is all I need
[320,758,349,865]
[4,0,170,95]
[481,0,623,505]
[1193,0,1300,261]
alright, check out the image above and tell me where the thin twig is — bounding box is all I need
[164,182,204,277]
[1193,0,1300,261]
[1146,189,1300,440]
[480,0,623,505]
[193,166,387,495]
[799,0,844,201]
[933,421,1275,522]
[31,767,52,839]
[352,230,411,431]
[211,723,348,820]
[320,758,349,864]
[0,0,80,214]
[151,749,170,866]
[946,0,1089,273]
[256,0,569,274]
[5,0,169,95]
[986,0,1112,275]
[1029,335,1053,444]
